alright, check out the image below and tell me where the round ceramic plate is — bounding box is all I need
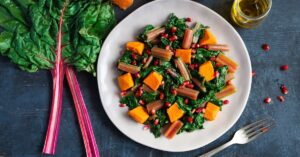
[97,0,252,152]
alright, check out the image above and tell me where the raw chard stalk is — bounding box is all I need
[43,6,66,155]
[66,67,100,157]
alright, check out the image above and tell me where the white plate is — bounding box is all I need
[97,0,252,152]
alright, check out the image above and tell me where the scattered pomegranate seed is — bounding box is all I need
[262,43,270,51]
[139,100,145,105]
[280,85,288,95]
[134,72,141,78]
[264,97,272,104]
[146,49,151,55]
[160,81,165,86]
[160,33,169,38]
[159,92,165,100]
[210,57,216,61]
[131,60,137,65]
[191,43,196,49]
[195,44,200,48]
[189,64,195,70]
[165,45,171,50]
[277,96,285,102]
[135,90,143,97]
[252,71,256,77]
[191,49,196,53]
[132,54,137,60]
[200,45,208,49]
[214,71,220,78]
[223,100,229,105]
[165,102,172,108]
[170,88,177,95]
[187,116,193,123]
[183,80,190,86]
[153,59,159,66]
[280,65,289,71]
[151,109,156,115]
[154,119,159,126]
[169,35,178,41]
[215,62,221,68]
[143,125,150,130]
[184,98,189,104]
[119,103,126,107]
[120,90,127,96]
[186,84,194,89]
[171,26,177,33]
[185,17,192,22]
[196,107,204,113]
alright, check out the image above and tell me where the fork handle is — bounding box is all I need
[198,140,234,157]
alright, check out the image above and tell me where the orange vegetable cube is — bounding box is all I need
[113,0,133,10]
[199,61,215,81]
[175,49,192,64]
[206,102,220,111]
[143,71,163,91]
[128,106,149,124]
[126,41,144,55]
[204,109,218,121]
[167,103,185,123]
[199,29,217,46]
[118,73,134,91]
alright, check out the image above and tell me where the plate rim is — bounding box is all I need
[97,0,252,152]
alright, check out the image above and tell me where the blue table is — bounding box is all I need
[1,0,300,156]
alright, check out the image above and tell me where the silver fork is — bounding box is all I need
[199,118,276,157]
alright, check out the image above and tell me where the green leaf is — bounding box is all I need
[141,92,158,104]
[120,94,139,110]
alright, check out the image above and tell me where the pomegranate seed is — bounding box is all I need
[142,58,147,64]
[280,85,288,95]
[215,62,221,68]
[165,45,171,50]
[153,59,159,66]
[154,119,159,126]
[131,60,137,65]
[171,26,177,33]
[170,88,177,95]
[187,116,193,123]
[120,90,127,96]
[200,45,208,49]
[185,17,192,22]
[151,109,156,115]
[138,85,143,91]
[183,80,190,86]
[280,65,289,71]
[252,71,256,77]
[119,103,126,107]
[214,71,220,78]
[165,102,171,108]
[223,100,229,105]
[160,81,165,86]
[264,97,272,104]
[139,100,145,105]
[210,57,216,61]
[191,49,196,53]
[186,84,194,89]
[184,98,189,104]
[134,72,141,78]
[160,33,168,38]
[146,49,151,55]
[135,90,143,97]
[196,107,204,113]
[169,35,178,41]
[191,43,196,49]
[143,125,150,130]
[262,43,270,51]
[189,64,195,70]
[277,96,285,102]
[195,44,200,48]
[132,54,137,60]
[159,92,165,100]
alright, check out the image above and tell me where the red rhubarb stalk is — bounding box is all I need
[66,66,100,157]
[43,6,66,155]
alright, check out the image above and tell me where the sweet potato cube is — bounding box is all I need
[126,41,144,55]
[113,0,133,10]
[175,49,192,64]
[199,29,217,46]
[199,61,215,81]
[118,73,134,91]
[143,71,163,91]
[204,102,220,121]
[167,103,185,123]
[128,106,149,124]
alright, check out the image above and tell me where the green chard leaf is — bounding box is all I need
[120,94,139,110]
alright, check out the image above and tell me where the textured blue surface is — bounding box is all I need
[0,0,300,157]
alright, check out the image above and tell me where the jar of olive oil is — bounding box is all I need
[231,0,272,28]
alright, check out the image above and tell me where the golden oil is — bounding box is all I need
[231,0,272,28]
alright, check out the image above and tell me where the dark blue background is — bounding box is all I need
[1,0,299,156]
